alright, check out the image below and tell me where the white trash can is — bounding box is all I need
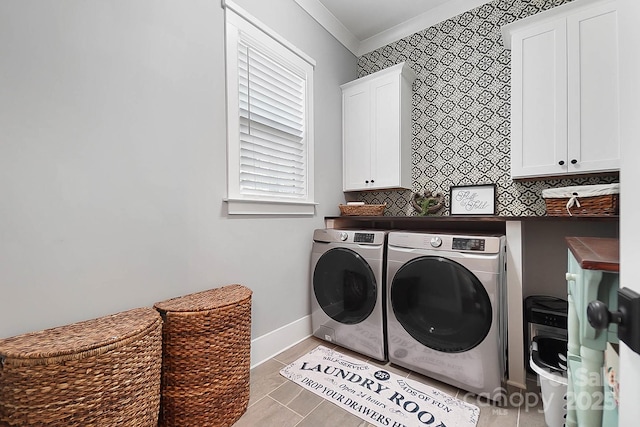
[530,336,568,427]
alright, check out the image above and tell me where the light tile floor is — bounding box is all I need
[233,337,547,427]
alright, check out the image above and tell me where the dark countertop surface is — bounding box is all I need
[325,215,619,234]
[566,236,620,272]
[326,215,619,221]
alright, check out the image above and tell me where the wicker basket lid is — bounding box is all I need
[542,183,619,199]
[153,284,252,313]
[0,307,160,363]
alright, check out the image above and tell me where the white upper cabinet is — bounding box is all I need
[341,62,416,192]
[503,0,620,179]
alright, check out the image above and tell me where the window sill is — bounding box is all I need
[224,198,317,215]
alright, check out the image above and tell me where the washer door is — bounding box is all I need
[313,247,377,325]
[391,256,492,353]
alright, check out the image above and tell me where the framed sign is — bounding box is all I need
[449,184,496,215]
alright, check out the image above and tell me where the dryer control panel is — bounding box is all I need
[387,231,503,254]
[452,237,485,251]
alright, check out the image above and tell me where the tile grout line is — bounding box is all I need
[244,394,268,411]
[270,357,288,366]
[269,378,303,405]
[265,395,307,420]
[291,399,326,427]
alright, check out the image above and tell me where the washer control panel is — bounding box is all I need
[452,237,486,251]
[312,229,386,245]
[354,232,375,243]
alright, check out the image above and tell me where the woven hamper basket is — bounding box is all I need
[153,284,252,427]
[0,307,162,427]
[542,183,619,216]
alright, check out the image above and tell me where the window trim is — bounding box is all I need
[224,0,316,215]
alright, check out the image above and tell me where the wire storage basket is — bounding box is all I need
[154,284,252,427]
[542,183,619,216]
[0,307,162,427]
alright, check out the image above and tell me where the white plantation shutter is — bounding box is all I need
[225,4,315,215]
[238,43,306,198]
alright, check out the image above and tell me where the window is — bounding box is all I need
[224,2,315,215]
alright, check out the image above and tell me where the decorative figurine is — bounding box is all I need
[412,190,444,216]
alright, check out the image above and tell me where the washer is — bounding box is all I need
[386,231,507,397]
[311,228,387,361]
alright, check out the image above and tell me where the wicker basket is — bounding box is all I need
[339,203,386,216]
[542,184,619,216]
[0,307,162,427]
[153,284,252,427]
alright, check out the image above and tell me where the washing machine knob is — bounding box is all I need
[339,231,349,241]
[430,237,442,248]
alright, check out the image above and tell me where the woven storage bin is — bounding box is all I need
[153,284,252,427]
[542,183,619,216]
[0,307,162,427]
[339,203,386,216]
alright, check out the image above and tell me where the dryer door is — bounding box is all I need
[391,256,492,352]
[313,247,377,325]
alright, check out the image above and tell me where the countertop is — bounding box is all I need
[566,236,620,272]
[325,215,619,234]
[326,215,619,222]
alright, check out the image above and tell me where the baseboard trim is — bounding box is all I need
[250,315,312,369]
[506,379,528,390]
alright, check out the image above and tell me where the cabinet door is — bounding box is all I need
[567,2,620,174]
[510,19,568,179]
[370,74,401,190]
[342,84,372,191]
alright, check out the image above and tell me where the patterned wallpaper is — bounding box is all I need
[350,0,619,216]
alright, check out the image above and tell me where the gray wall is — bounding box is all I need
[0,0,355,339]
[522,221,618,299]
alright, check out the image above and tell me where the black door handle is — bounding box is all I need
[587,287,640,355]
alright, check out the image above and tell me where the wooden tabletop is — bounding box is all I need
[566,236,620,272]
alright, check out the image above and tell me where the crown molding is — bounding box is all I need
[293,0,360,55]
[358,0,493,55]
[294,0,493,57]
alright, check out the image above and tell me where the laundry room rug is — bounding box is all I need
[279,345,479,427]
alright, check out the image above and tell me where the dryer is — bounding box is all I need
[386,231,507,397]
[311,228,387,361]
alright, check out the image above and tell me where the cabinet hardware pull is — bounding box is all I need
[587,288,640,356]
[571,159,577,164]
[558,160,565,166]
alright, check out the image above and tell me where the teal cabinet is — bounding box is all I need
[565,237,619,427]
